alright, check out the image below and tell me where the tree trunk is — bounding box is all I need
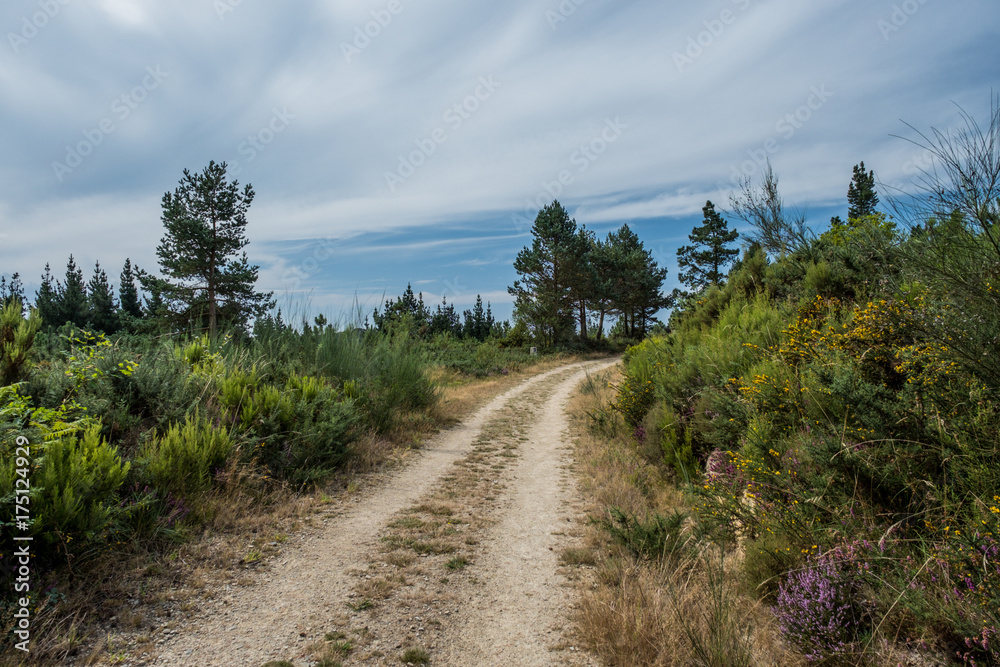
[578,300,588,340]
[209,210,217,337]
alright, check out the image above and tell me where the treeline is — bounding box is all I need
[608,103,1000,664]
[508,200,669,346]
[4,161,275,339]
[371,285,504,342]
[2,256,148,334]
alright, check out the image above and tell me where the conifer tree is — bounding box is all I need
[463,295,490,341]
[485,302,495,337]
[605,224,668,338]
[587,238,616,340]
[117,258,143,330]
[150,161,274,336]
[57,254,88,328]
[676,201,740,291]
[429,295,461,336]
[34,264,59,327]
[567,227,597,340]
[847,161,879,219]
[508,200,580,345]
[87,261,118,333]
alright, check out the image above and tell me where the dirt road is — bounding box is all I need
[147,358,616,666]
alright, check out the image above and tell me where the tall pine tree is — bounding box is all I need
[605,225,668,338]
[676,201,740,291]
[508,200,580,346]
[463,295,490,341]
[150,161,274,336]
[0,273,25,314]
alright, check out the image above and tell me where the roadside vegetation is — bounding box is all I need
[577,102,1000,665]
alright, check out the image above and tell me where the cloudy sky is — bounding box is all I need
[1,0,997,323]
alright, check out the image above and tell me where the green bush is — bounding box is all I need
[143,415,233,498]
[0,423,130,550]
[34,425,129,539]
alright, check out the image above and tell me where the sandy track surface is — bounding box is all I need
[146,358,616,666]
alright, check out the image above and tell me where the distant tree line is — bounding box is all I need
[7,161,274,336]
[371,284,503,342]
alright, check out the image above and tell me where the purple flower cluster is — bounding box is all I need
[962,625,998,666]
[775,550,869,661]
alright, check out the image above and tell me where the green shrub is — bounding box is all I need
[23,425,128,544]
[600,507,690,562]
[143,415,233,498]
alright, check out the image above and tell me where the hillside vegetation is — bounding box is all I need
[596,106,1000,664]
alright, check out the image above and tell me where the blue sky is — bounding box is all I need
[1,0,997,323]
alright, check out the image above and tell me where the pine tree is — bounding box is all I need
[463,295,489,341]
[57,255,88,328]
[605,225,668,338]
[508,200,580,346]
[87,261,118,333]
[34,264,59,327]
[485,302,495,337]
[118,259,143,319]
[373,283,432,335]
[116,258,144,332]
[847,161,879,219]
[676,201,740,291]
[586,238,616,340]
[566,227,597,341]
[430,296,461,336]
[150,161,275,336]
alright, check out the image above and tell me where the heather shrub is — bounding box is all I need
[775,550,872,661]
[0,385,128,550]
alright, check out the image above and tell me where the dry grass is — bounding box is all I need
[566,367,805,667]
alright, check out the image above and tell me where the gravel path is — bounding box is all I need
[144,358,615,666]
